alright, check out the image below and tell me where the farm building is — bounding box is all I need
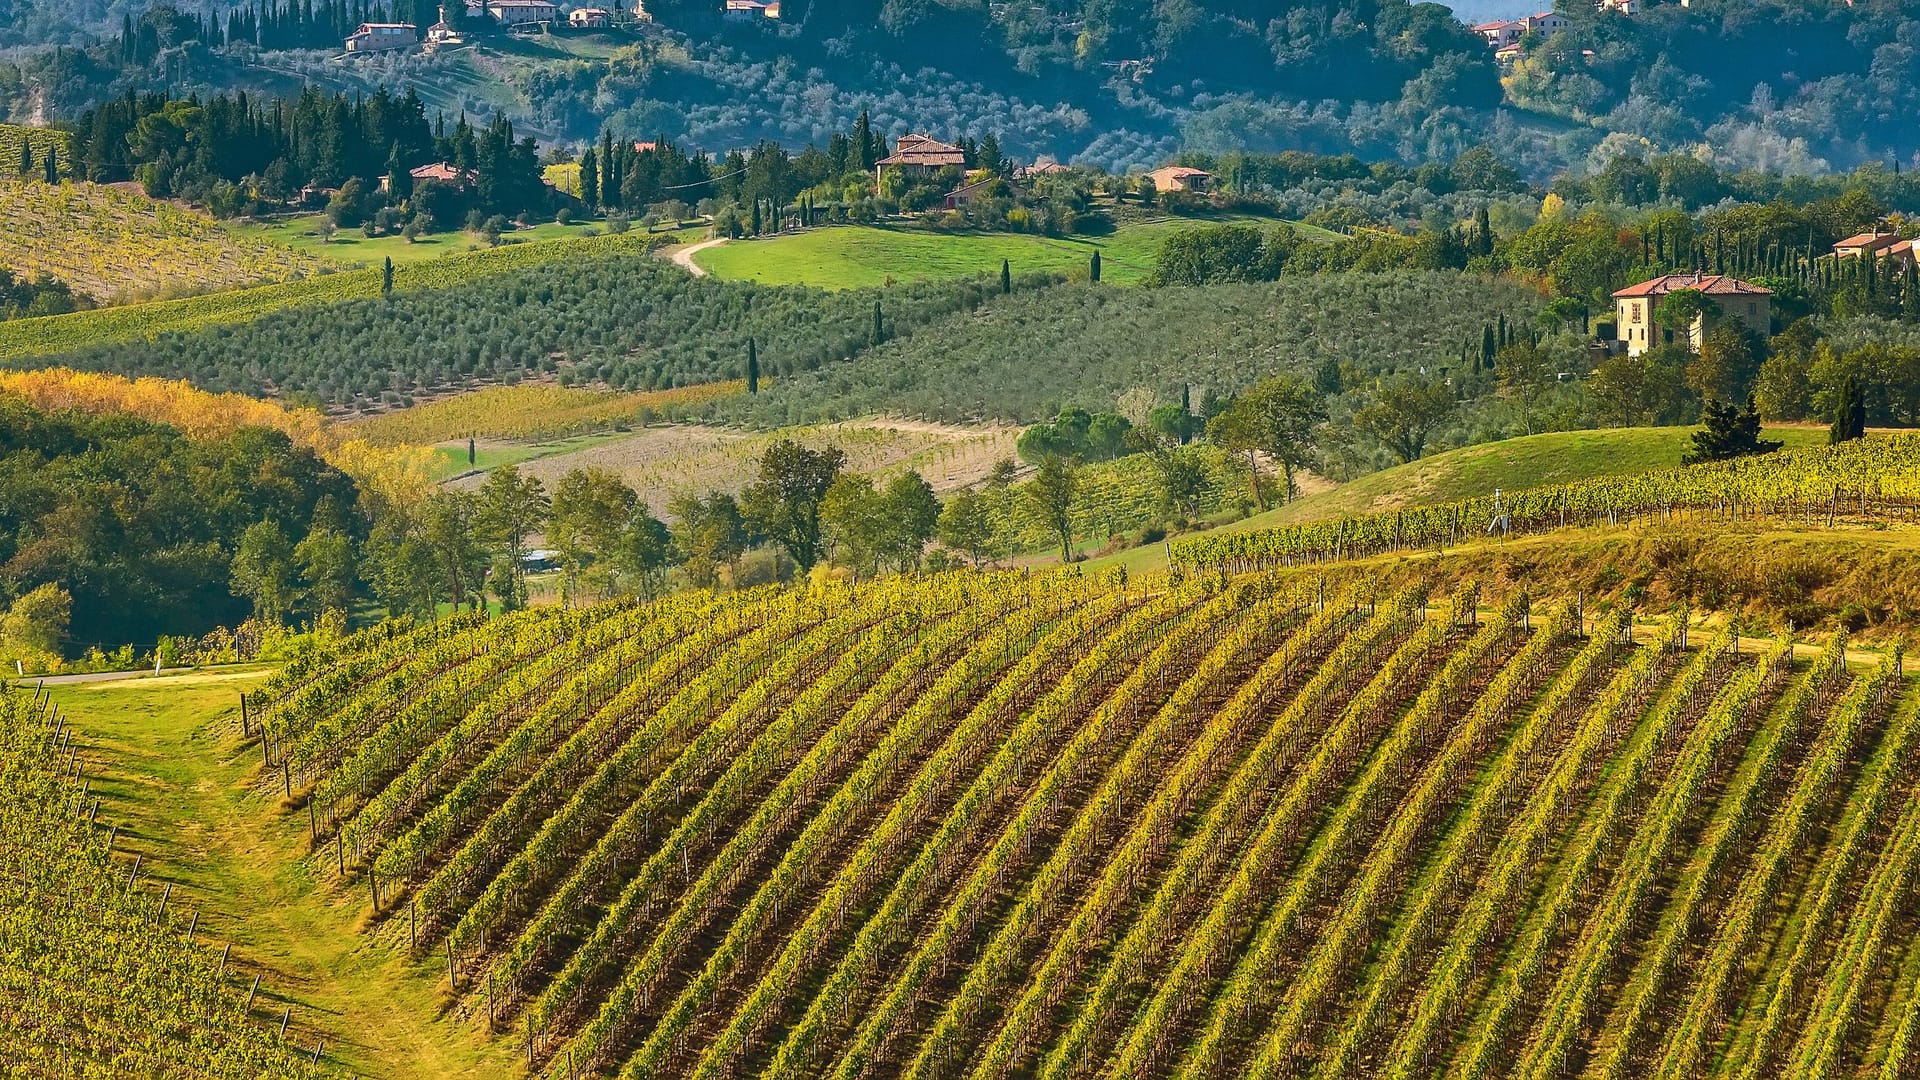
[423,5,466,47]
[1612,273,1771,356]
[877,134,967,181]
[488,0,559,24]
[344,22,417,51]
[723,0,781,19]
[569,7,612,26]
[1145,165,1211,194]
[944,176,999,209]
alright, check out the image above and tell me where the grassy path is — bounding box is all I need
[45,668,515,1079]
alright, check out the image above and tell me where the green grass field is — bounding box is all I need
[46,668,518,1078]
[1079,424,1833,574]
[691,213,1334,288]
[423,430,636,480]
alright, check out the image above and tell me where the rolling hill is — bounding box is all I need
[237,559,1920,1080]
[1219,425,1832,533]
[0,177,320,303]
[687,216,1340,290]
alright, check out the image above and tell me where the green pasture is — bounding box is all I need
[691,213,1336,288]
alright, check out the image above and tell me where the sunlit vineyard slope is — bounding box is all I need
[0,686,327,1078]
[0,178,320,302]
[254,569,1920,1080]
[1174,434,1920,569]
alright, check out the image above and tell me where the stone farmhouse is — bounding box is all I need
[876,135,967,182]
[488,0,559,25]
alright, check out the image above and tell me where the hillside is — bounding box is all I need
[687,216,1339,290]
[0,229,671,363]
[728,271,1545,425]
[234,564,1920,1080]
[1227,425,1832,533]
[0,684,328,1078]
[447,417,1023,507]
[0,178,320,303]
[0,123,71,176]
[349,382,750,445]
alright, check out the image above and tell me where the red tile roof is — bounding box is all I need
[1611,273,1773,299]
[878,134,967,168]
[1834,231,1901,250]
[409,161,474,183]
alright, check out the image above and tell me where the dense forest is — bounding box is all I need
[9,0,1920,175]
[66,87,549,222]
[0,396,356,651]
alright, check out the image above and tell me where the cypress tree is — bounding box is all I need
[746,337,759,394]
[1497,313,1508,348]
[381,256,394,296]
[1090,249,1101,283]
[16,141,29,177]
[1480,324,1497,371]
[750,199,761,236]
[870,300,883,346]
[1000,258,1011,295]
[43,148,57,185]
[600,131,615,207]
[579,147,598,208]
[1830,374,1867,443]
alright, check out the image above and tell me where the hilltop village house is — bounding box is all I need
[1832,230,1920,265]
[344,21,417,51]
[724,0,781,20]
[423,6,465,48]
[1612,273,1772,356]
[488,0,559,24]
[1472,11,1569,47]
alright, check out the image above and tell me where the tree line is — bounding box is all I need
[0,394,357,664]
[64,86,549,226]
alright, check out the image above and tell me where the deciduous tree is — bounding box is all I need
[549,467,636,603]
[1024,456,1079,564]
[230,519,296,624]
[743,440,845,570]
[1206,374,1326,506]
[1354,374,1454,464]
[476,465,548,610]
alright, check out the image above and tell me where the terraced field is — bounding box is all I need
[253,569,1920,1080]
